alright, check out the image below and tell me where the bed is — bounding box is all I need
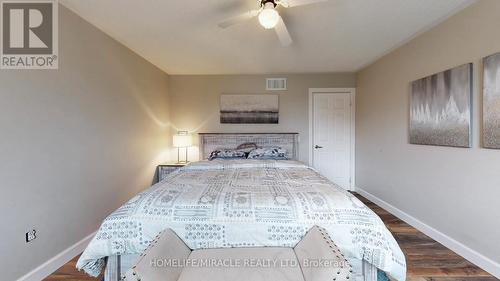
[77,133,406,281]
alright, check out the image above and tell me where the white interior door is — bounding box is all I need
[312,92,352,189]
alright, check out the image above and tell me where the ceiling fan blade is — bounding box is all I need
[274,16,292,47]
[218,9,260,29]
[278,0,328,8]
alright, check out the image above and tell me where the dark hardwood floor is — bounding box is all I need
[44,255,101,281]
[44,193,497,281]
[355,193,497,281]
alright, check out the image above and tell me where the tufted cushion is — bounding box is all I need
[294,226,353,281]
[122,229,191,281]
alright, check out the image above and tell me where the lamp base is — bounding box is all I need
[177,147,189,164]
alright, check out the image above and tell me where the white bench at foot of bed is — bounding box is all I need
[123,226,352,281]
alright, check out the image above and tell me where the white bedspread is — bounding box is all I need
[77,160,406,281]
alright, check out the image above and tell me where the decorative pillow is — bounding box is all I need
[208,149,247,160]
[236,142,258,153]
[247,147,288,160]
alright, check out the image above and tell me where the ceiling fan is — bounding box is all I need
[218,0,329,47]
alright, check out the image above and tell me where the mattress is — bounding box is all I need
[77,159,406,281]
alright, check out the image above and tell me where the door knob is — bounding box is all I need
[314,145,323,149]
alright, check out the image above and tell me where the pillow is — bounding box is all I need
[247,147,288,160]
[236,142,258,153]
[208,149,247,160]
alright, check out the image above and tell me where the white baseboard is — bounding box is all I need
[16,231,97,281]
[355,187,500,279]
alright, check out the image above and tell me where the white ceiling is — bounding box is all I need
[60,0,475,75]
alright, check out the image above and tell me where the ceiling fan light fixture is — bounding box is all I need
[258,2,280,29]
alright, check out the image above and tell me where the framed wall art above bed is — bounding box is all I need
[220,94,279,124]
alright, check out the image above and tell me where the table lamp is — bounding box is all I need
[173,131,192,164]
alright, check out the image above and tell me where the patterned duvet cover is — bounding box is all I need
[77,160,406,281]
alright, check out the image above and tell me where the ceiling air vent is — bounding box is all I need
[266,78,287,91]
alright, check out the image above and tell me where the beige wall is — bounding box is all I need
[0,6,170,281]
[168,74,356,162]
[356,0,500,271]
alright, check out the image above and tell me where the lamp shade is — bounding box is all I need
[173,133,192,148]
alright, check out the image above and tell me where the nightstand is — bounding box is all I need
[155,163,187,183]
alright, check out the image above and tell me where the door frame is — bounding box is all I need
[308,88,356,190]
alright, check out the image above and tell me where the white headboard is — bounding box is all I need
[199,133,299,160]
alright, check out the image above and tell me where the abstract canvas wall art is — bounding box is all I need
[410,63,472,147]
[220,94,279,124]
[483,52,500,149]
